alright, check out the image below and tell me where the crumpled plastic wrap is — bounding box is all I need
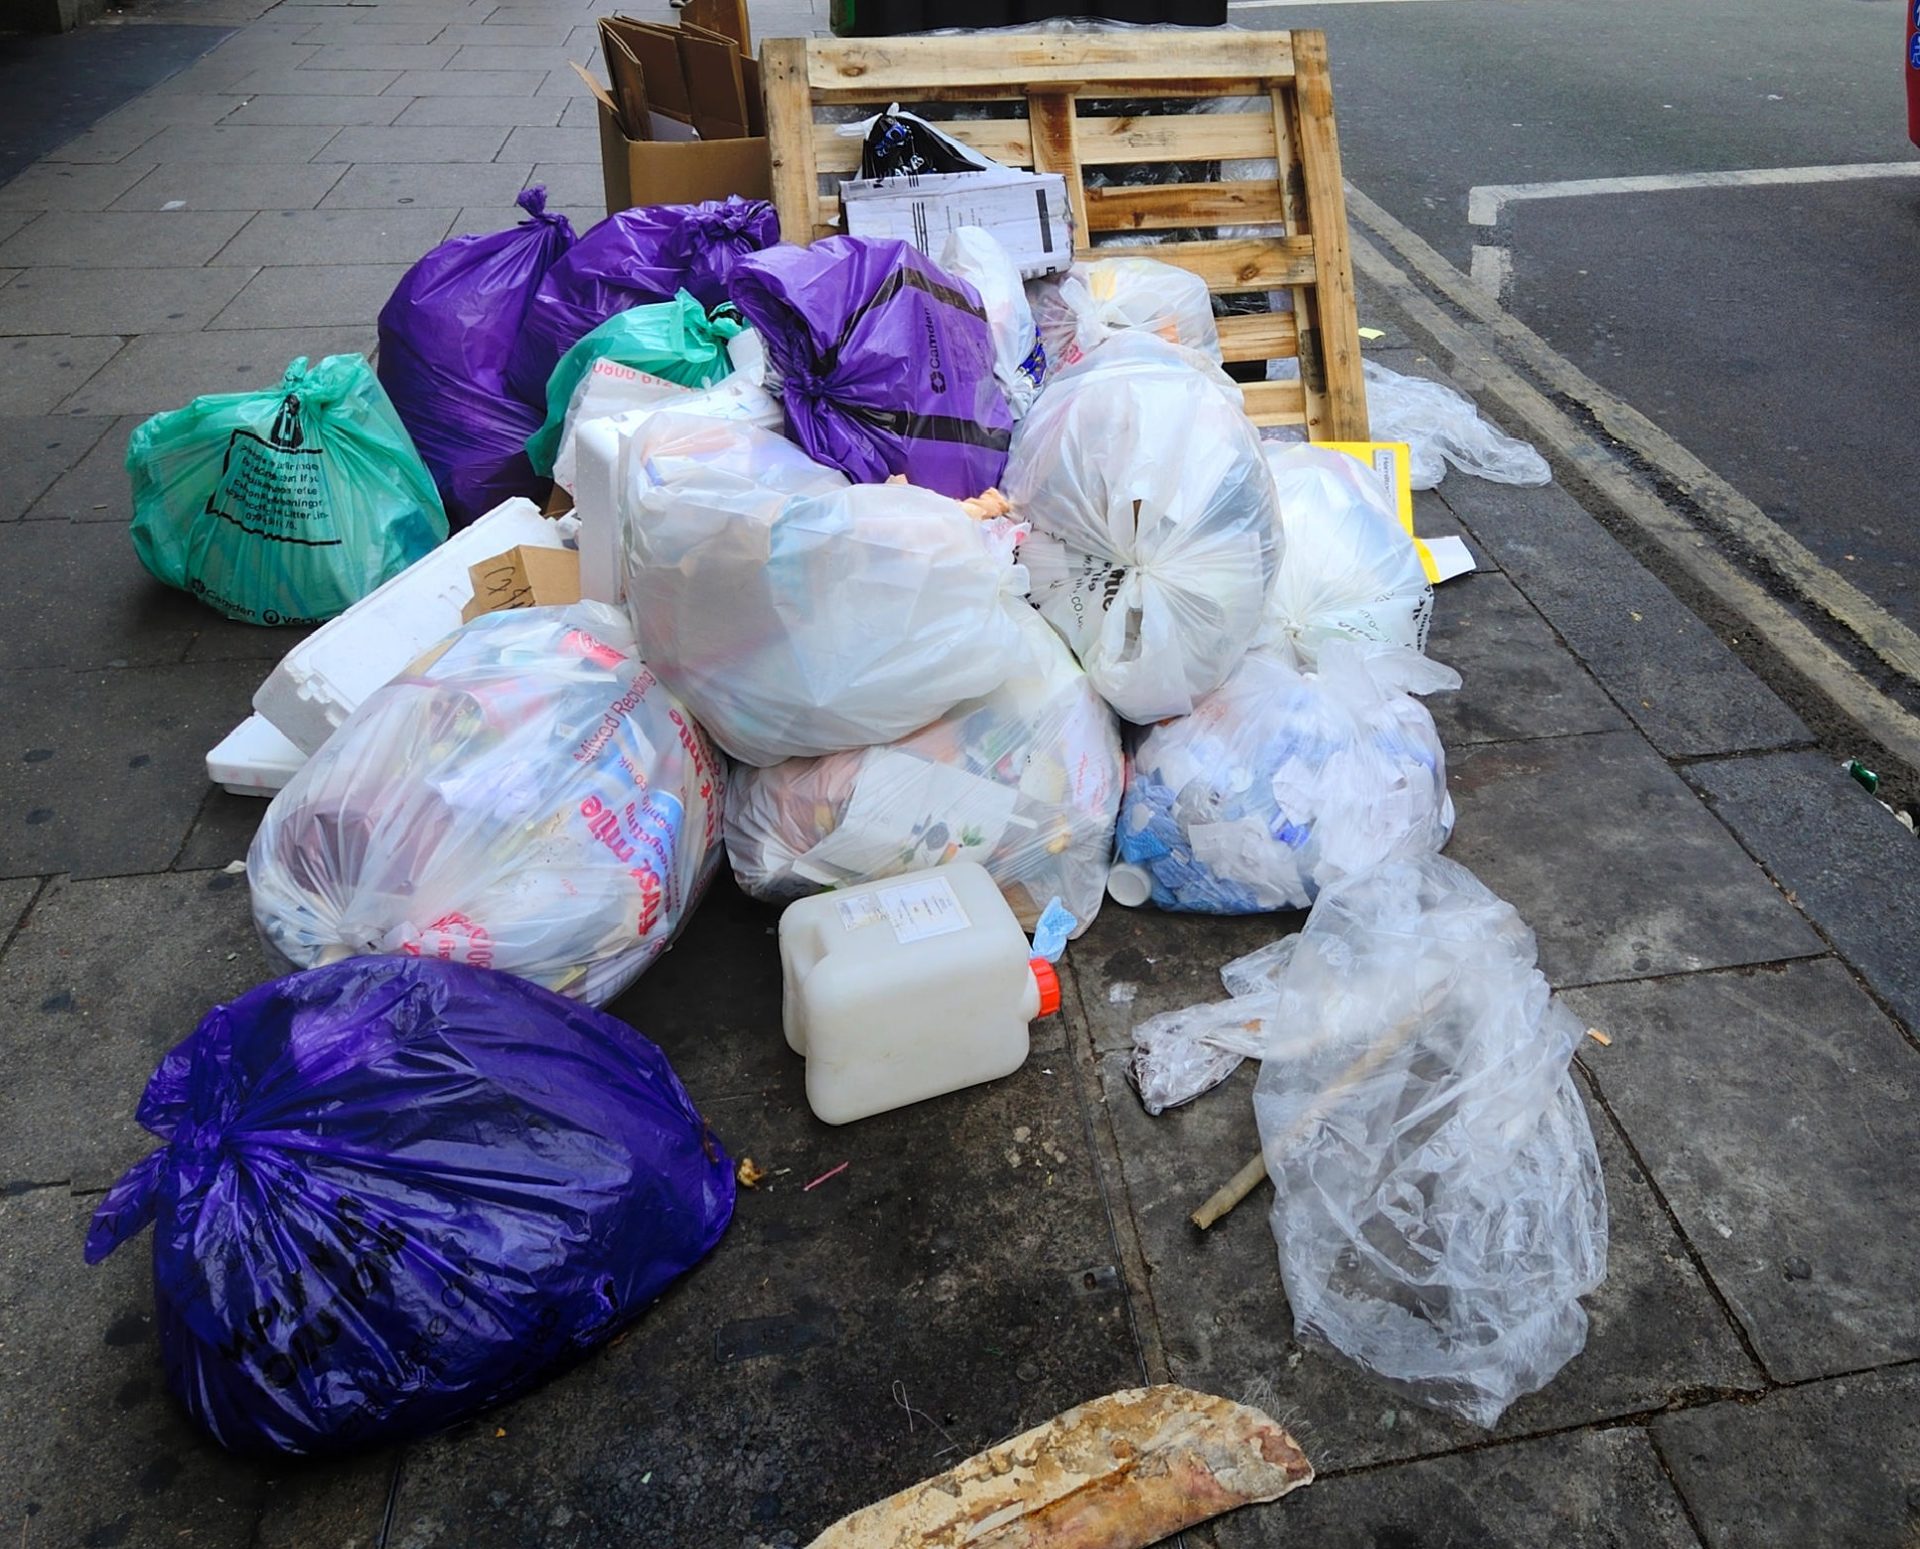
[1114,642,1458,913]
[618,414,1027,767]
[941,226,1045,417]
[1029,256,1222,377]
[1007,333,1278,723]
[726,602,1122,933]
[248,602,723,1006]
[1261,444,1434,667]
[1130,936,1296,1116]
[1254,855,1608,1428]
[1362,359,1552,490]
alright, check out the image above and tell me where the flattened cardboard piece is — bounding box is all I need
[461,545,583,622]
[595,27,651,140]
[606,16,692,121]
[677,0,749,53]
[678,22,750,142]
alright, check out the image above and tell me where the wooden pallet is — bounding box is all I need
[759,29,1368,440]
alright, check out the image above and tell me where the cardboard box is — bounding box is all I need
[575,60,770,214]
[839,169,1073,278]
[460,545,583,622]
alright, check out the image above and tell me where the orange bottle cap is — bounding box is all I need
[1030,957,1061,1019]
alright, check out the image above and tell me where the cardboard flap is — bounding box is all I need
[676,0,750,53]
[461,546,583,622]
[570,59,622,120]
[678,23,750,142]
[608,16,693,120]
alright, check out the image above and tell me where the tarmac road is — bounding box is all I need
[1238,0,1920,660]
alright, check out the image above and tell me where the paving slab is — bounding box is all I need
[295,18,451,43]
[0,161,161,212]
[1568,957,1920,1383]
[1226,1426,1699,1549]
[135,123,345,164]
[174,785,271,872]
[496,124,598,164]
[0,265,254,337]
[223,66,404,96]
[58,326,376,417]
[22,413,141,523]
[41,119,167,166]
[318,161,534,209]
[208,262,412,329]
[308,42,459,71]
[1448,477,1812,758]
[0,211,33,245]
[0,334,124,414]
[0,415,115,521]
[395,94,567,126]
[208,205,458,266]
[93,95,251,131]
[436,20,583,45]
[1690,749,1920,1035]
[0,878,40,939]
[314,124,512,163]
[450,45,597,73]
[219,94,411,126]
[0,1186,275,1549]
[382,67,552,96]
[0,865,269,1186]
[0,209,250,269]
[524,160,607,208]
[1090,1049,1759,1470]
[1424,568,1629,748]
[1444,729,1822,987]
[108,162,346,212]
[384,876,1144,1548]
[0,661,261,884]
[1652,1366,1920,1549]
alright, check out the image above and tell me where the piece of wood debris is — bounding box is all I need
[736,1156,768,1189]
[804,1384,1311,1548]
[1586,1028,1612,1047]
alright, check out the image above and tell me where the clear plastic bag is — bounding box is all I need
[1007,333,1278,723]
[1253,855,1608,1428]
[1029,256,1222,377]
[248,602,723,1006]
[1261,444,1433,667]
[1114,642,1459,913]
[941,226,1045,417]
[726,603,1122,933]
[1362,360,1551,490]
[618,414,1027,767]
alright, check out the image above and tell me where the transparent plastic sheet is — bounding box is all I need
[1028,257,1222,377]
[248,603,723,1006]
[1007,333,1279,723]
[1260,444,1434,667]
[1115,642,1459,913]
[726,603,1122,933]
[1253,855,1608,1428]
[1361,360,1552,489]
[941,226,1046,416]
[1130,936,1295,1115]
[618,414,1028,767]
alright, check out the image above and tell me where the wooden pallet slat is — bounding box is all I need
[761,29,1366,439]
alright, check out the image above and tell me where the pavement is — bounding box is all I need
[3,2,1920,1547]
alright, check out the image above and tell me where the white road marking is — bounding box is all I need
[1467,161,1920,226]
[1468,242,1511,300]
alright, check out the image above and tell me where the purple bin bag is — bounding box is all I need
[86,956,735,1457]
[377,186,576,528]
[505,197,779,406]
[730,236,1014,499]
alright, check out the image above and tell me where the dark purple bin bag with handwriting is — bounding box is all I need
[86,956,734,1456]
[730,236,1014,498]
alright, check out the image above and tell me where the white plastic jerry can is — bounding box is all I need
[778,862,1063,1126]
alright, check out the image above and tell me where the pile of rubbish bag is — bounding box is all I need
[110,134,1582,1464]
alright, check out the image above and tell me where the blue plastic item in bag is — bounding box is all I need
[377,186,575,528]
[505,197,778,407]
[730,236,1014,499]
[86,956,735,1456]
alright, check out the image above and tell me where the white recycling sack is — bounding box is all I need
[1112,642,1458,913]
[941,226,1046,417]
[1007,334,1279,723]
[619,414,1027,767]
[1254,854,1607,1427]
[1261,444,1433,667]
[248,602,723,1007]
[1029,256,1221,376]
[726,603,1123,932]
[551,367,784,494]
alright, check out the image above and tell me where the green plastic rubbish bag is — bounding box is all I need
[524,292,740,477]
[128,354,448,626]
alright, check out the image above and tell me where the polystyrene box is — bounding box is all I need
[252,498,572,755]
[778,863,1059,1125]
[206,714,307,797]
